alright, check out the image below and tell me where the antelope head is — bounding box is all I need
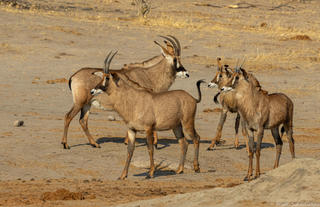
[91,51,118,96]
[155,35,189,78]
[208,57,232,89]
[221,60,249,93]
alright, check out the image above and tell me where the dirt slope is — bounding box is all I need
[115,158,320,207]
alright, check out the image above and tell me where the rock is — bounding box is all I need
[107,115,116,121]
[13,120,24,127]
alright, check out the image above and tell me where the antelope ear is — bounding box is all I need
[109,74,120,87]
[93,71,104,78]
[164,40,175,55]
[154,41,173,61]
[216,57,223,72]
[240,68,249,80]
[225,68,231,77]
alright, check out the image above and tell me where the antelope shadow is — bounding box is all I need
[95,136,211,150]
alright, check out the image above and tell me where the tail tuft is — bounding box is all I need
[196,79,206,103]
[280,126,285,138]
[213,92,220,104]
[68,78,72,91]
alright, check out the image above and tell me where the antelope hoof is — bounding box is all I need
[118,175,127,180]
[255,173,260,179]
[195,168,200,173]
[154,144,158,150]
[91,143,101,148]
[176,169,184,174]
[145,174,154,179]
[207,146,215,151]
[243,175,252,182]
[215,140,226,146]
[62,142,70,149]
[234,144,240,150]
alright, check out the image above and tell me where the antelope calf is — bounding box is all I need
[91,51,204,180]
[62,35,188,149]
[207,58,264,151]
[220,67,295,181]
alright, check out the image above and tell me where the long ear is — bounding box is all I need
[217,57,223,72]
[240,68,249,80]
[224,67,231,77]
[164,40,175,55]
[109,73,119,88]
[154,41,173,60]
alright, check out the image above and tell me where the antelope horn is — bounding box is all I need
[235,58,240,72]
[104,51,112,73]
[167,35,181,56]
[239,57,246,69]
[159,35,178,55]
[104,51,117,74]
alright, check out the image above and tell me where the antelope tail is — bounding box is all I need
[68,77,72,91]
[280,126,285,138]
[196,79,206,103]
[213,92,221,104]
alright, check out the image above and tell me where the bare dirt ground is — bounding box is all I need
[0,0,320,206]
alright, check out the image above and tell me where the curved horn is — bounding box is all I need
[104,51,112,73]
[104,51,118,74]
[167,35,181,56]
[159,35,178,55]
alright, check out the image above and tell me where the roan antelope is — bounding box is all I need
[207,58,265,151]
[220,67,295,181]
[91,51,204,180]
[62,35,189,149]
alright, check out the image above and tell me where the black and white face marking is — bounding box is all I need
[208,81,218,88]
[221,86,233,92]
[91,88,104,96]
[175,57,189,78]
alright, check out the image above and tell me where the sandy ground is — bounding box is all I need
[0,0,320,206]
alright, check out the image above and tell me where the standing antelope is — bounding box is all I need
[220,67,295,181]
[91,51,204,179]
[62,35,189,149]
[207,58,264,151]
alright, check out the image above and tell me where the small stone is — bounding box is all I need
[13,120,24,127]
[107,115,116,121]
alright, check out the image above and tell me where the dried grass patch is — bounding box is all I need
[46,78,68,84]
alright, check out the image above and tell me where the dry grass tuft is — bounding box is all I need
[289,34,312,40]
[40,188,86,201]
[46,78,68,84]
[203,108,222,113]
